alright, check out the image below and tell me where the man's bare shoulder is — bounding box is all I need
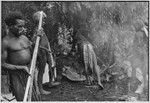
[20,35,32,46]
[2,36,9,46]
[20,35,29,40]
[20,35,31,43]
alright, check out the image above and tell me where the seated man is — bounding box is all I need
[2,12,41,101]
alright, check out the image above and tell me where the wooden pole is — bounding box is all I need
[23,11,44,102]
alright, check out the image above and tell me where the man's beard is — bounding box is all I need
[15,32,21,37]
[15,30,26,37]
[19,28,27,35]
[11,30,20,37]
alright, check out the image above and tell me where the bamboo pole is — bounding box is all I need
[23,11,44,102]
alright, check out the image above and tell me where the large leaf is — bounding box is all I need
[62,66,86,81]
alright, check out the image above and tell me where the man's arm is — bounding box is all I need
[30,28,45,48]
[32,28,44,41]
[47,42,55,67]
[2,39,29,74]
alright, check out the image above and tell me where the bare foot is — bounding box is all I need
[47,81,61,88]
[40,89,51,95]
[51,81,61,86]
[85,85,103,90]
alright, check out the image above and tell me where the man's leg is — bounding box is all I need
[37,50,51,95]
[33,68,40,96]
[32,70,41,101]
[11,70,42,101]
[10,73,25,101]
[38,66,51,94]
[46,48,61,87]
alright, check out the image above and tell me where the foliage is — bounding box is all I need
[2,1,148,70]
[57,24,73,55]
[2,1,148,100]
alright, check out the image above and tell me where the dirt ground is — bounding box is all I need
[1,75,148,102]
[1,65,148,102]
[42,76,131,101]
[41,63,148,101]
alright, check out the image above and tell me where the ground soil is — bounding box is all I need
[1,74,148,101]
[1,65,148,102]
[42,76,130,101]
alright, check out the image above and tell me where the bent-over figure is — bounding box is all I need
[75,34,103,89]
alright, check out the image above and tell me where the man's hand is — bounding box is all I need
[22,66,30,75]
[36,28,44,37]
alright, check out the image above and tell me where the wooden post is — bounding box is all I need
[23,11,44,102]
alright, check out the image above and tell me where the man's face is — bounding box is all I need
[9,19,26,36]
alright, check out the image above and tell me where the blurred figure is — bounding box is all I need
[75,34,103,89]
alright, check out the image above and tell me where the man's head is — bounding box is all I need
[32,11,46,26]
[5,12,26,37]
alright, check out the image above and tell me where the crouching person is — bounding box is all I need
[2,12,41,101]
[75,34,103,89]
